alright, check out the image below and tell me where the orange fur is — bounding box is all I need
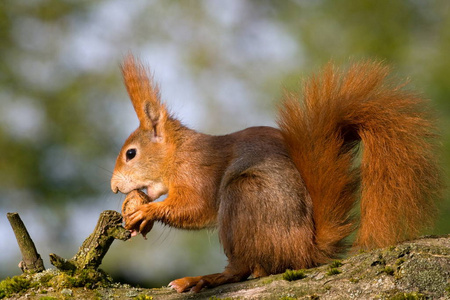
[278,61,441,251]
[121,54,163,126]
[111,56,442,293]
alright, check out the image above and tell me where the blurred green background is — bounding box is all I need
[1,0,449,288]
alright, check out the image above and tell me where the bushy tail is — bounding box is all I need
[277,61,442,257]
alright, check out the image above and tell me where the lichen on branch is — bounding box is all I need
[50,210,131,272]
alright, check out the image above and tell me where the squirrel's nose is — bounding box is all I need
[111,179,119,194]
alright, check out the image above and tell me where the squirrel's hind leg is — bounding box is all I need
[169,264,250,293]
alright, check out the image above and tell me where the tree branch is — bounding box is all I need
[7,212,45,273]
[50,210,131,271]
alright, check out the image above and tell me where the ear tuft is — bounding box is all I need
[144,102,160,127]
[121,54,163,129]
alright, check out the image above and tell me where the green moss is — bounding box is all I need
[389,292,426,300]
[39,297,58,300]
[349,277,359,283]
[56,269,113,289]
[282,269,306,281]
[329,260,343,268]
[324,259,343,276]
[135,295,153,300]
[37,273,53,288]
[381,266,395,276]
[326,268,341,276]
[0,275,37,299]
[93,290,103,300]
[0,269,114,299]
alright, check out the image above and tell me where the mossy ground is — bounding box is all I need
[1,236,449,300]
[282,269,307,281]
[0,269,113,300]
[0,275,39,299]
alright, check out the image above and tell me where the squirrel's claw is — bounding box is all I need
[123,204,154,239]
[169,277,200,293]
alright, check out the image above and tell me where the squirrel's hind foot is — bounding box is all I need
[169,267,250,293]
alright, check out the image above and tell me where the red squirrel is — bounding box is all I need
[111,54,442,293]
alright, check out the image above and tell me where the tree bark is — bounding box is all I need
[50,210,131,271]
[7,212,45,273]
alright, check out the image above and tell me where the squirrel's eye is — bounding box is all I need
[125,148,136,161]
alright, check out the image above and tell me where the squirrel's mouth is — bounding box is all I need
[143,181,168,200]
[140,187,150,197]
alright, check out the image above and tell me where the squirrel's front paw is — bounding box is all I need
[122,190,154,238]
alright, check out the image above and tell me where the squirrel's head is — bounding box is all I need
[111,54,174,200]
[111,126,170,200]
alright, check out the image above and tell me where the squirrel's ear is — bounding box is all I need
[121,54,168,140]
